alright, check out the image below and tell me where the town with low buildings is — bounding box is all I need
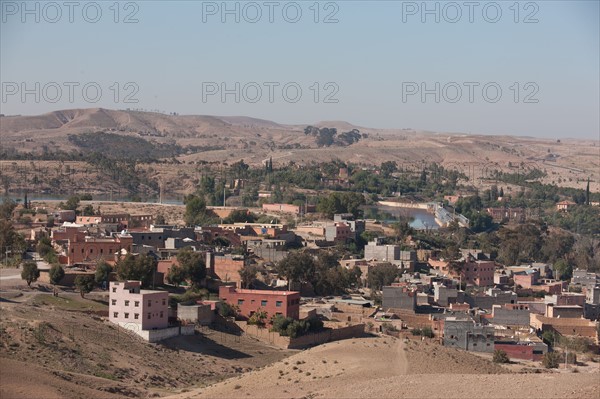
[2,187,598,359]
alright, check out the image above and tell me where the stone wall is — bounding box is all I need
[234,321,366,349]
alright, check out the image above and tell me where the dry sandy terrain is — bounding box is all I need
[1,108,598,196]
[169,337,600,399]
[0,289,293,399]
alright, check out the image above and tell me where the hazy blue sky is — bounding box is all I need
[1,0,599,139]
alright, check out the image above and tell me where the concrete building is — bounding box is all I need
[207,252,246,288]
[177,302,215,325]
[465,288,517,311]
[364,238,416,270]
[586,286,600,305]
[443,318,495,353]
[433,283,458,307]
[325,222,354,243]
[67,232,133,265]
[109,281,168,330]
[429,256,494,287]
[486,207,526,223]
[573,269,600,286]
[556,200,576,212]
[262,203,314,215]
[382,286,416,311]
[491,304,531,327]
[545,304,584,319]
[333,214,365,236]
[460,259,495,287]
[494,341,547,361]
[514,269,539,288]
[530,313,599,344]
[219,286,300,320]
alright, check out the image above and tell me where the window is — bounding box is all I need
[162,299,166,306]
[160,311,164,318]
[238,299,244,305]
[90,249,93,254]
[276,301,282,307]
[100,248,103,254]
[148,300,152,307]
[125,300,130,306]
[261,300,267,307]
[147,313,151,319]
[134,301,139,307]
[112,288,117,293]
[124,313,129,319]
[111,299,117,305]
[113,312,118,318]
[134,313,139,319]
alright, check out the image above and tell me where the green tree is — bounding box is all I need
[276,252,316,290]
[0,198,16,219]
[36,236,53,257]
[0,220,26,264]
[271,314,292,333]
[166,264,186,287]
[380,161,398,178]
[224,209,256,224]
[184,194,208,226]
[542,330,557,346]
[368,263,399,290]
[48,264,65,285]
[553,259,572,280]
[218,301,237,318]
[115,254,157,287]
[239,264,260,289]
[82,204,95,216]
[94,261,112,288]
[74,275,95,298]
[63,195,80,211]
[247,308,268,327]
[21,261,40,287]
[155,214,166,225]
[541,232,575,264]
[493,349,510,364]
[177,247,206,288]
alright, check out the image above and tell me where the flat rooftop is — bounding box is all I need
[228,288,299,296]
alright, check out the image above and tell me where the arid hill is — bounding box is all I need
[0,290,292,399]
[1,108,598,191]
[169,336,600,399]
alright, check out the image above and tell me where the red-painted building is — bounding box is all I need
[67,233,133,265]
[494,342,546,361]
[460,260,495,287]
[219,286,300,320]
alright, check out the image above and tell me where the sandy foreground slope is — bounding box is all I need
[168,336,600,399]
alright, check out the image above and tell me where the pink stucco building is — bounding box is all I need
[109,281,168,330]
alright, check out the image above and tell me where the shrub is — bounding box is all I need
[218,301,237,318]
[421,326,434,338]
[271,315,293,335]
[542,352,561,369]
[493,349,510,364]
[248,309,268,327]
[411,328,422,336]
